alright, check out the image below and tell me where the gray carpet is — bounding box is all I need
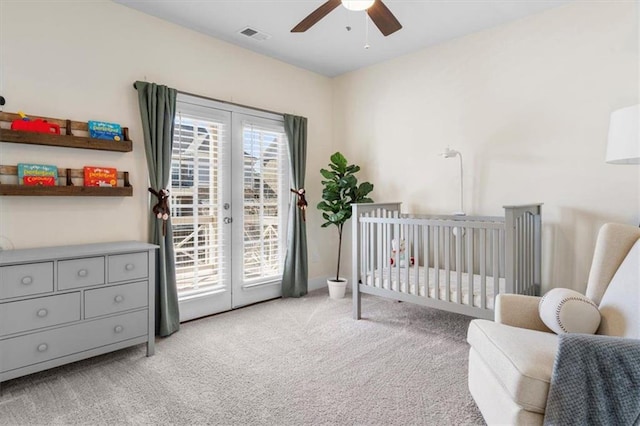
[0,289,484,425]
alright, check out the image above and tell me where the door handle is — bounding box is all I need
[224,217,233,224]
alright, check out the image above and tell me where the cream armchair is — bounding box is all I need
[466,223,640,425]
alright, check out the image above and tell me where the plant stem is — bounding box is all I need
[336,223,343,281]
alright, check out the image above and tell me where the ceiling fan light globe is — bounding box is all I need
[342,0,375,11]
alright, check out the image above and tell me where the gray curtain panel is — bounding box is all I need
[282,114,309,298]
[134,81,180,337]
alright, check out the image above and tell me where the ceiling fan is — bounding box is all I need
[291,0,402,37]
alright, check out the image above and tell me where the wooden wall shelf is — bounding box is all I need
[0,112,132,152]
[0,129,132,152]
[0,185,133,197]
[0,166,132,197]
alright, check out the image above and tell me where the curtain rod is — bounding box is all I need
[133,82,285,117]
[178,90,285,117]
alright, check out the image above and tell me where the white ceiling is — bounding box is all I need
[114,0,573,77]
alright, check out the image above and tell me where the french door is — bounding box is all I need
[170,94,289,322]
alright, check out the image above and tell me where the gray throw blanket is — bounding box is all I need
[544,333,640,426]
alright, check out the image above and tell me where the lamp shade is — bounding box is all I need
[606,104,639,164]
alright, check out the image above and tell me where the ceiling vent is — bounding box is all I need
[238,26,271,41]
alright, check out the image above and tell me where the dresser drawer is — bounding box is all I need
[0,309,148,373]
[0,262,54,300]
[58,257,105,290]
[0,292,81,336]
[84,281,148,319]
[108,252,148,283]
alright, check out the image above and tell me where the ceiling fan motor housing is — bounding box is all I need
[342,0,375,11]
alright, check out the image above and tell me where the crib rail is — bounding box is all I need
[352,202,542,320]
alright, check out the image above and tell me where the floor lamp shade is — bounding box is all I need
[606,104,639,164]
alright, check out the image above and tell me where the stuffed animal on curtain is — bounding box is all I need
[390,239,415,267]
[148,188,170,236]
[290,188,308,222]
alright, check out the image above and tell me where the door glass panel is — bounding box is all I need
[171,112,227,297]
[242,124,288,282]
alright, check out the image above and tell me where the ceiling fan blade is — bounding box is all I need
[291,0,342,33]
[367,0,402,36]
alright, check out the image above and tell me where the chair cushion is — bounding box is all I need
[467,319,558,413]
[538,288,601,334]
[598,240,640,338]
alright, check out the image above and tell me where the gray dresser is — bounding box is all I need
[0,241,157,384]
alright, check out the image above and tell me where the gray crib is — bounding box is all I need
[352,202,542,320]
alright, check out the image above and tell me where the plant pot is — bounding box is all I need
[327,278,347,299]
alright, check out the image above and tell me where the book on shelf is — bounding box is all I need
[84,166,117,187]
[88,121,122,141]
[17,163,58,186]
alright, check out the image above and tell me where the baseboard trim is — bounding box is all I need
[308,275,353,293]
[308,276,327,292]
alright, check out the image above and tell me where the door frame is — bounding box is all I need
[174,93,289,321]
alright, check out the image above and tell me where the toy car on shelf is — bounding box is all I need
[11,118,60,135]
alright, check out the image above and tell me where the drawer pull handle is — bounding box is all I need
[37,309,48,318]
[37,343,48,352]
[114,295,124,303]
[78,269,88,277]
[21,276,33,285]
[114,325,124,333]
[125,263,135,271]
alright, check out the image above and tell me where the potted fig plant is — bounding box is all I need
[318,152,374,299]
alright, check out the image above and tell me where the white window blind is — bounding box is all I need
[171,111,228,296]
[242,122,289,281]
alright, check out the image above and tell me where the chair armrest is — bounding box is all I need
[495,294,552,333]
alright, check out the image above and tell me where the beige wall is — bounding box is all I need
[1,1,638,295]
[333,1,639,293]
[0,0,335,283]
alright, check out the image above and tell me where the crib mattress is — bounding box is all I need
[364,267,505,309]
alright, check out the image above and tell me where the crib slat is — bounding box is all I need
[363,213,369,286]
[456,226,462,304]
[365,213,370,285]
[424,225,430,298]
[480,229,487,310]
[467,227,473,307]
[527,215,536,296]
[518,216,523,295]
[360,219,365,286]
[529,213,534,295]
[403,224,410,294]
[534,212,542,296]
[360,213,369,284]
[515,216,519,294]
[528,214,532,294]
[394,215,401,293]
[445,227,451,302]
[524,214,528,295]
[376,212,382,289]
[387,212,392,289]
[525,215,529,294]
[377,220,383,290]
[370,214,374,286]
[413,224,419,296]
[434,226,440,300]
[493,228,500,300]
